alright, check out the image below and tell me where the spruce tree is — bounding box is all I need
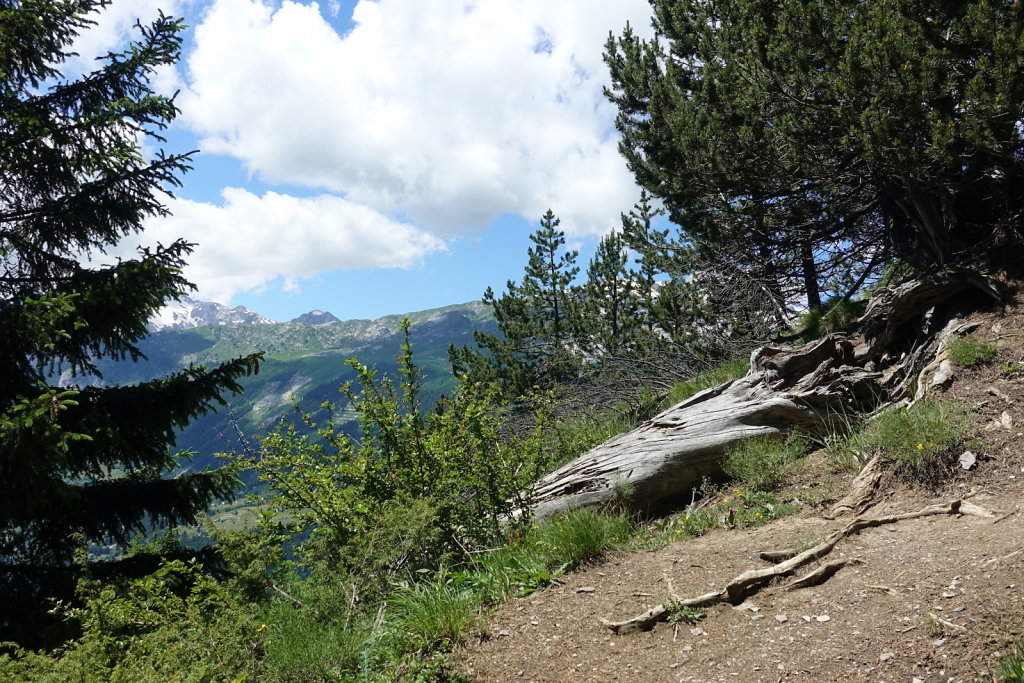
[0,0,260,641]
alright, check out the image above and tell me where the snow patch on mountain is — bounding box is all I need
[150,297,275,331]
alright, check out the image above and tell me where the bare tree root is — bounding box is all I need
[784,559,862,591]
[826,455,887,519]
[600,496,993,634]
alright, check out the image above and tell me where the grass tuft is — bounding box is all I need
[998,642,1024,682]
[723,433,809,492]
[947,334,997,367]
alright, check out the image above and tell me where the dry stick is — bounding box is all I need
[984,547,1024,565]
[993,507,1019,525]
[600,497,992,634]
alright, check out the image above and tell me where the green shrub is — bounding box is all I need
[947,334,997,367]
[226,319,556,579]
[723,434,808,492]
[47,560,260,683]
[861,400,970,482]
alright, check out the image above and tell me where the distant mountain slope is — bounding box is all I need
[150,296,275,330]
[290,310,341,325]
[80,301,495,472]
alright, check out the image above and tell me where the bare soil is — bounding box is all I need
[458,303,1024,683]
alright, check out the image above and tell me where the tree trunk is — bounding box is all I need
[525,268,999,520]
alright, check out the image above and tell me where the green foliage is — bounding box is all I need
[998,642,1024,682]
[389,578,480,652]
[847,400,970,482]
[230,320,554,587]
[655,482,800,545]
[0,1,262,646]
[795,298,867,342]
[535,509,632,571]
[1001,361,1024,379]
[47,560,261,682]
[606,0,1024,307]
[256,581,377,681]
[947,334,998,367]
[723,434,809,492]
[664,603,705,626]
[451,210,581,397]
[662,359,749,406]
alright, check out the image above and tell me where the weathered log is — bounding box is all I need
[526,269,999,520]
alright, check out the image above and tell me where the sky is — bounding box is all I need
[80,0,657,322]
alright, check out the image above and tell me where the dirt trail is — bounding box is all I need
[458,308,1024,683]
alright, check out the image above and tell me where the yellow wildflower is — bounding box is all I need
[916,443,924,450]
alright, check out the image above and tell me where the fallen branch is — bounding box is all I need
[600,496,991,634]
[928,612,966,632]
[993,507,1019,525]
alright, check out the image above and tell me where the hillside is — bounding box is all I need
[459,294,1024,682]
[79,301,495,470]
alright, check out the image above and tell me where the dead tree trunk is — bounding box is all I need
[526,268,999,520]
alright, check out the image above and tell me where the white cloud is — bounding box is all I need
[68,0,185,71]
[180,0,654,235]
[114,188,445,304]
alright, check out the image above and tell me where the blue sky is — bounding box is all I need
[83,0,656,322]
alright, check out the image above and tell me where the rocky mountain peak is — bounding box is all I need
[291,309,341,325]
[150,297,275,331]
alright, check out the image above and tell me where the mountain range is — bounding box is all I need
[73,299,496,473]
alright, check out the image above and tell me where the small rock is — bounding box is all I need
[530,620,538,625]
[879,653,894,662]
[959,451,978,470]
[682,644,692,652]
[498,629,511,637]
[775,614,789,623]
[913,678,925,683]
[933,639,946,647]
[801,615,811,622]
[816,615,831,622]
[576,586,595,593]
[751,614,765,621]
[941,591,957,598]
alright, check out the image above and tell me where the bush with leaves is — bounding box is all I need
[229,320,555,592]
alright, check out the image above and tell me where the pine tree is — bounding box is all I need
[0,0,260,642]
[578,230,639,358]
[450,210,580,397]
[605,0,1024,297]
